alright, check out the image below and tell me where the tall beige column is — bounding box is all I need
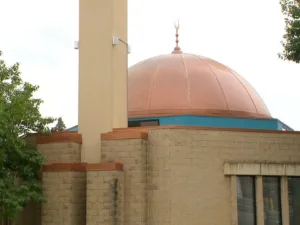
[230,176,238,225]
[112,0,128,129]
[78,0,128,163]
[256,176,265,225]
[281,177,290,225]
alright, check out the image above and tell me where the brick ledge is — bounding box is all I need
[224,162,300,176]
[37,132,82,144]
[42,162,123,172]
[113,125,300,135]
[101,130,148,140]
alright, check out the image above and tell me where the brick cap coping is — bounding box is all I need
[37,132,82,144]
[112,125,300,135]
[42,162,123,172]
[36,125,300,144]
[101,130,148,140]
[102,125,300,141]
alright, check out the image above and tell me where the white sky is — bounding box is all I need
[0,0,299,130]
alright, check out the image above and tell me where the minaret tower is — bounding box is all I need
[78,0,128,163]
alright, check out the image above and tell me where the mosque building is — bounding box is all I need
[17,1,300,225]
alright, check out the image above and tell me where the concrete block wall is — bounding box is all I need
[38,134,83,225]
[86,166,124,225]
[38,143,81,164]
[41,165,86,225]
[101,132,148,225]
[20,127,300,225]
[41,162,124,225]
[36,132,82,164]
[34,131,127,225]
[146,128,300,225]
[14,133,83,225]
[146,129,172,225]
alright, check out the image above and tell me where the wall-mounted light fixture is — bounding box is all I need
[74,41,79,50]
[112,36,131,54]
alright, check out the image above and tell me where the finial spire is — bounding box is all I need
[172,20,183,54]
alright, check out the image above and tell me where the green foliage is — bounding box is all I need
[279,0,300,63]
[52,117,66,132]
[0,50,55,221]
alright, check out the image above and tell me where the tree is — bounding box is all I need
[0,50,55,222]
[51,117,66,132]
[279,0,300,63]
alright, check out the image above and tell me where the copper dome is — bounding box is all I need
[128,53,271,119]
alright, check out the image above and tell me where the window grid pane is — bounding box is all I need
[288,177,300,225]
[237,176,256,225]
[263,177,282,225]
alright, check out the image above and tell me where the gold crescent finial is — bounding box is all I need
[172,20,183,54]
[174,20,180,33]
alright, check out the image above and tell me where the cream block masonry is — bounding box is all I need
[146,128,300,225]
[101,139,148,225]
[78,0,128,163]
[41,171,86,225]
[86,170,124,225]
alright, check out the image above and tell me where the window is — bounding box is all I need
[128,119,159,127]
[288,177,300,225]
[263,177,282,225]
[237,176,257,225]
[140,120,159,126]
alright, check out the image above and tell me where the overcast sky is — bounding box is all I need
[0,0,299,130]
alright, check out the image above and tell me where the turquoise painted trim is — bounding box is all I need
[66,115,293,132]
[67,126,79,132]
[277,120,283,130]
[129,115,279,130]
[277,120,293,131]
